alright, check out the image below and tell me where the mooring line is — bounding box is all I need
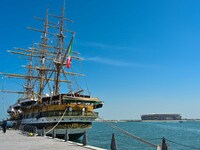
[46,108,68,134]
[98,117,157,148]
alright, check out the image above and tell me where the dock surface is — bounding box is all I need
[0,129,105,150]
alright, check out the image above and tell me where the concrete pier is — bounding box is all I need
[0,129,105,150]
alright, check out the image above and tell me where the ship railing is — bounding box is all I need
[64,111,99,117]
[35,111,99,118]
[23,111,99,119]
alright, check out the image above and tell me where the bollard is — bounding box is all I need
[52,129,56,138]
[22,127,25,134]
[31,126,34,134]
[82,131,87,146]
[64,130,69,142]
[110,133,117,150]
[35,127,38,135]
[42,127,46,136]
[161,138,169,150]
[157,137,170,150]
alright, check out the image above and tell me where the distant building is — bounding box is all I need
[141,114,181,120]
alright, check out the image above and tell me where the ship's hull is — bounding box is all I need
[36,128,87,140]
[21,116,95,140]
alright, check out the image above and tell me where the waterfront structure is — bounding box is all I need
[0,4,103,140]
[141,114,181,120]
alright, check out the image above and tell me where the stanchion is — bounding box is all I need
[64,130,69,142]
[110,133,117,150]
[157,137,170,150]
[52,129,56,138]
[42,127,46,136]
[82,131,87,146]
[35,127,38,135]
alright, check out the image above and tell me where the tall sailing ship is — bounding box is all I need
[1,5,103,140]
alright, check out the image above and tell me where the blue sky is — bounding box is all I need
[1,0,200,119]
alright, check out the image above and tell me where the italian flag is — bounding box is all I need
[66,40,73,68]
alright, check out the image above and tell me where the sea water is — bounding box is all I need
[85,121,200,150]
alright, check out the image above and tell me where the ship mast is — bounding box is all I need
[24,43,34,98]
[52,4,76,95]
[38,8,49,102]
[0,4,85,101]
[53,5,65,95]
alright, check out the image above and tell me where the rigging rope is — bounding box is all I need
[45,108,67,134]
[98,116,157,148]
[73,38,85,92]
[70,67,81,92]
[74,38,91,96]
[79,60,91,96]
[166,138,200,150]
[61,67,73,92]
